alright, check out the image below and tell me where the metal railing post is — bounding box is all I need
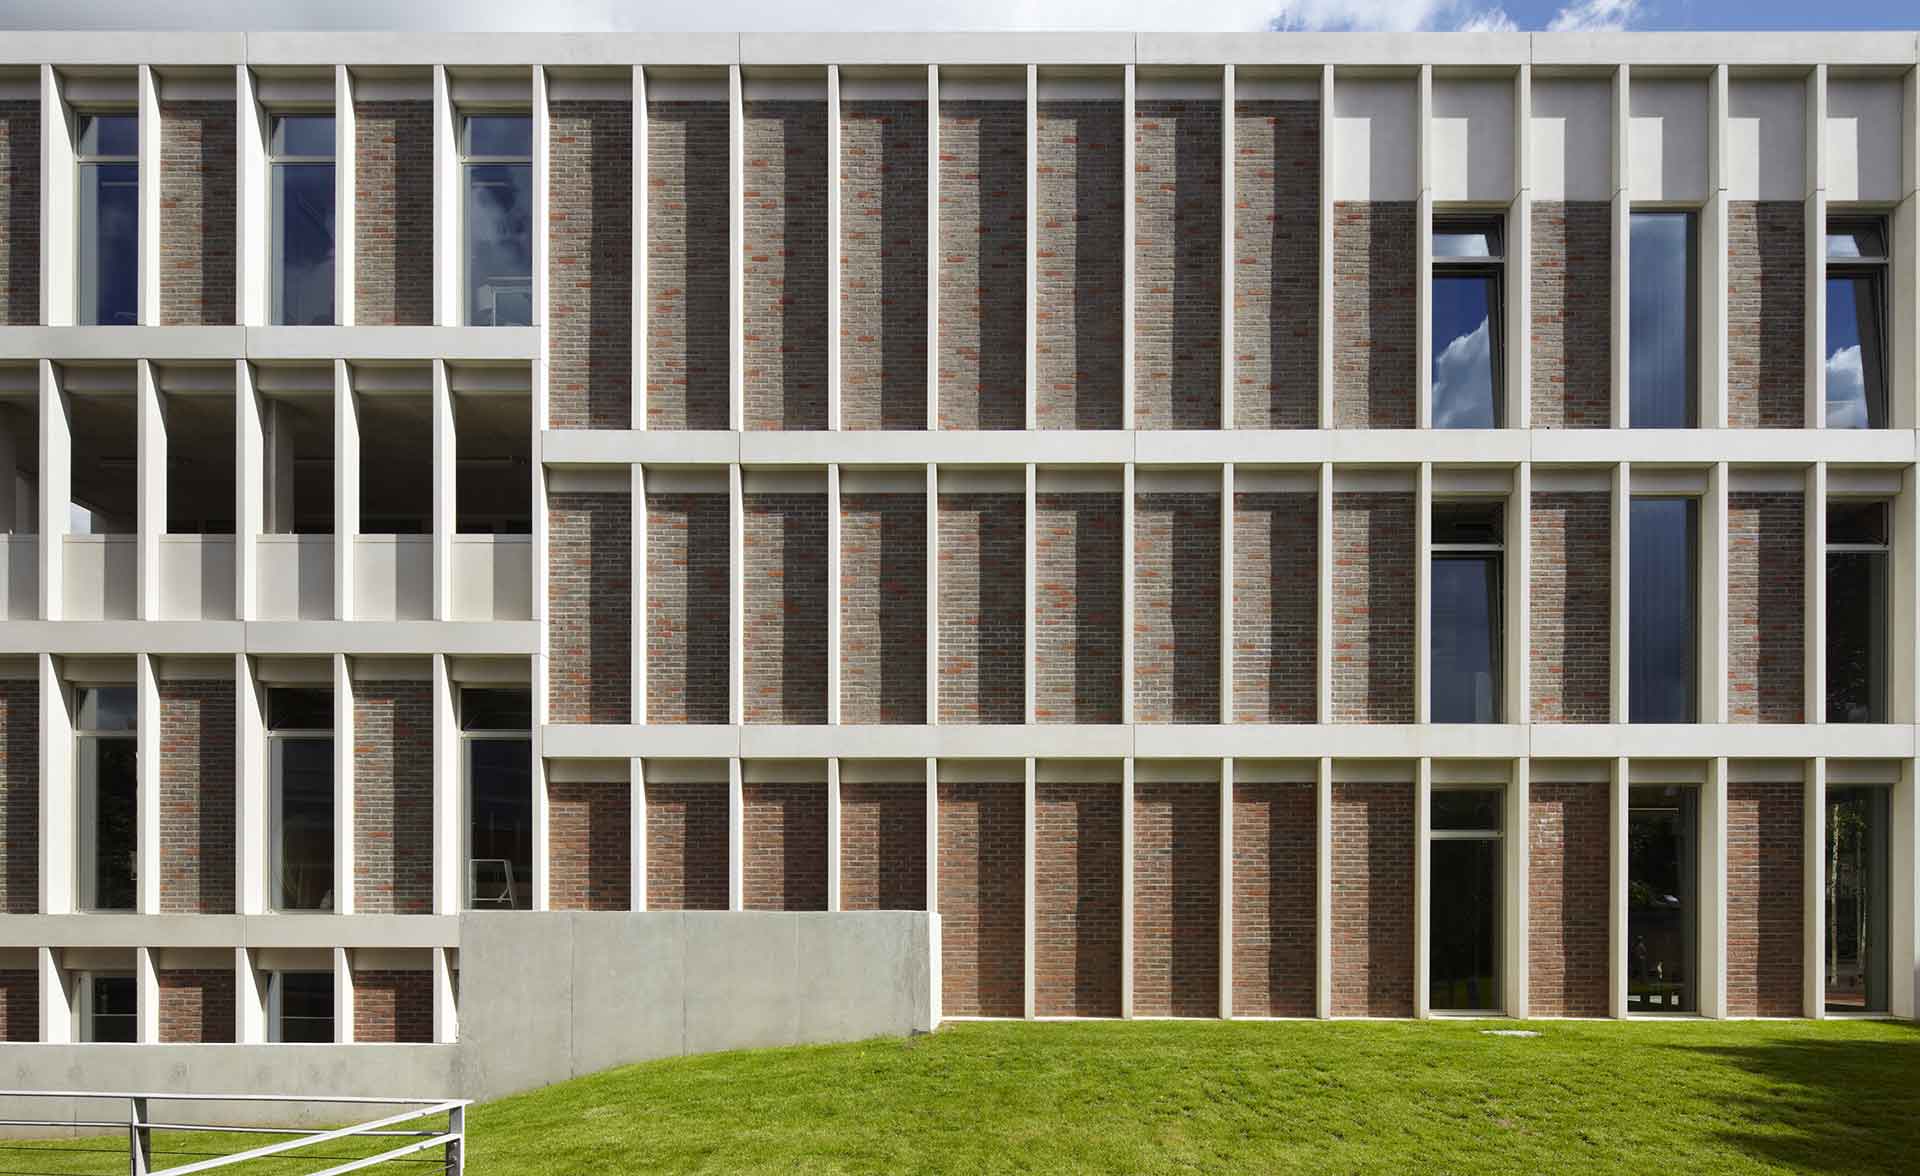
[130,1096,151,1175]
[445,1103,465,1175]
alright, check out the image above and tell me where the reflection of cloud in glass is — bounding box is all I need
[467,164,532,325]
[1433,316,1493,429]
[1827,344,1867,430]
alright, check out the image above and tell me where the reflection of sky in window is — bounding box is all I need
[1825,276,1882,429]
[79,115,137,157]
[1629,498,1696,723]
[79,685,137,731]
[466,115,531,157]
[273,163,336,325]
[1629,213,1692,429]
[1432,274,1496,429]
[1431,556,1498,722]
[80,162,138,325]
[467,163,532,325]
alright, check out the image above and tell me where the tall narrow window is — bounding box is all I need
[80,973,137,1042]
[1431,501,1503,723]
[76,685,137,912]
[1629,211,1697,428]
[1826,501,1889,723]
[1825,786,1890,1013]
[463,687,532,910]
[1429,787,1502,1012]
[268,687,334,912]
[270,114,337,326]
[1825,220,1888,429]
[463,115,533,327]
[1628,784,1698,1014]
[77,113,139,326]
[1431,219,1504,429]
[271,971,335,1043]
[1629,497,1698,723]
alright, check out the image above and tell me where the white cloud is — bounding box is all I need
[1453,7,1519,32]
[1826,344,1869,429]
[1432,316,1496,429]
[1546,0,1641,32]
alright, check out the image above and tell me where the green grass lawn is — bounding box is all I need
[10,1019,1918,1174]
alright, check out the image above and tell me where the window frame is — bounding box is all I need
[1430,215,1507,430]
[1427,784,1504,1014]
[266,688,335,914]
[267,112,338,327]
[74,110,140,327]
[1429,500,1505,724]
[460,686,534,912]
[1824,497,1891,724]
[73,684,137,914]
[1825,215,1891,430]
[459,111,534,328]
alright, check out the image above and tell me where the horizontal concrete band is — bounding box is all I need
[0,326,538,363]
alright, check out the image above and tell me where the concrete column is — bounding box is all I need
[1893,68,1919,431]
[1892,758,1918,1018]
[135,653,160,915]
[265,399,295,535]
[1023,755,1036,1019]
[1413,757,1432,1019]
[432,65,458,327]
[236,655,266,915]
[1803,757,1826,1017]
[828,464,842,724]
[827,66,842,431]
[1025,64,1040,431]
[925,463,938,724]
[924,757,939,915]
[1314,756,1333,1019]
[1611,462,1631,722]
[630,758,646,912]
[1805,66,1829,427]
[432,945,458,1044]
[827,758,842,913]
[432,654,459,915]
[332,947,354,1044]
[335,65,357,326]
[234,361,262,620]
[1506,757,1530,1019]
[1317,65,1335,428]
[1415,66,1434,430]
[137,65,160,327]
[531,65,551,335]
[134,945,159,1044]
[727,757,744,911]
[632,464,647,724]
[1122,63,1136,430]
[1316,463,1333,723]
[431,360,455,621]
[38,653,72,914]
[39,946,70,1044]
[530,655,550,911]
[1120,757,1134,1018]
[236,65,266,326]
[1704,463,1729,723]
[1899,467,1919,727]
[1508,464,1531,725]
[332,654,355,915]
[333,360,357,621]
[1699,756,1729,1019]
[39,65,74,326]
[1121,464,1135,725]
[234,947,265,1044]
[1218,757,1233,1019]
[135,359,165,620]
[1415,462,1433,724]
[1610,66,1631,428]
[926,66,941,431]
[1509,65,1533,430]
[1219,65,1235,430]
[633,65,649,428]
[1805,464,1827,723]
[38,360,68,621]
[1219,463,1234,722]
[1024,463,1037,724]
[728,464,744,725]
[1702,65,1730,429]
[1608,756,1630,1017]
[728,64,744,431]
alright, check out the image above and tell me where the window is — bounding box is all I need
[1629,498,1698,723]
[1628,785,1698,1014]
[271,971,334,1043]
[463,688,532,910]
[269,687,334,912]
[1629,211,1697,428]
[1825,220,1888,429]
[1825,786,1890,1013]
[78,972,137,1042]
[1429,788,1501,1012]
[76,685,137,912]
[1431,219,1504,429]
[270,114,337,326]
[76,113,139,326]
[1826,501,1889,723]
[463,115,533,327]
[1431,501,1503,723]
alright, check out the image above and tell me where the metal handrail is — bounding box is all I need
[0,1090,470,1176]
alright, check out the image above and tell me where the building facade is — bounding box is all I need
[0,30,1917,1058]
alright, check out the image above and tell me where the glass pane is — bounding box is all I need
[1825,274,1886,429]
[1628,785,1697,1014]
[77,686,136,732]
[79,162,139,326]
[469,739,533,910]
[268,688,333,731]
[1827,553,1887,723]
[1431,556,1500,723]
[90,975,137,1043]
[83,737,138,912]
[1434,227,1499,259]
[1629,498,1697,724]
[279,972,335,1043]
[1827,501,1889,547]
[275,737,334,911]
[1432,788,1501,832]
[1430,838,1500,1011]
[77,114,138,158]
[1432,501,1503,547]
[466,163,532,326]
[1431,274,1499,428]
[271,162,336,325]
[271,115,335,158]
[1629,212,1695,429]
[461,688,532,731]
[464,115,531,158]
[1826,224,1886,260]
[1825,788,1890,1013]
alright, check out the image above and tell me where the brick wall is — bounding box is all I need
[353,100,432,326]
[1530,202,1612,428]
[1232,780,1317,1017]
[1035,779,1122,1017]
[645,492,730,723]
[1727,780,1805,1017]
[353,969,433,1044]
[1035,100,1124,430]
[742,780,828,911]
[937,779,1024,1016]
[744,100,829,431]
[1133,779,1219,1017]
[744,492,828,724]
[1331,492,1414,723]
[646,100,730,429]
[159,101,236,326]
[937,101,1026,430]
[1331,780,1414,1017]
[840,100,928,430]
[1728,491,1805,723]
[1233,100,1320,429]
[1727,201,1806,429]
[549,779,630,910]
[1035,492,1123,723]
[1134,100,1221,430]
[644,778,728,910]
[549,100,633,430]
[0,101,39,324]
[0,680,39,913]
[1134,492,1221,723]
[548,491,632,724]
[937,493,1025,724]
[840,492,927,724]
[838,778,926,911]
[1528,780,1610,1016]
[1331,202,1416,429]
[0,970,36,1042]
[159,680,235,915]
[159,969,234,1043]
[1232,492,1318,723]
[1530,491,1612,723]
[353,683,433,915]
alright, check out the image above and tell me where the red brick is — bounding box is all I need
[1134,99,1221,430]
[645,492,730,723]
[1232,780,1317,1017]
[1232,492,1318,723]
[159,680,235,914]
[1331,202,1416,429]
[840,493,927,724]
[0,101,40,324]
[1035,492,1123,724]
[743,493,828,724]
[1727,202,1805,429]
[1331,492,1414,723]
[937,493,1025,724]
[644,777,728,911]
[1132,779,1219,1017]
[1035,100,1124,430]
[744,100,829,431]
[1728,492,1805,723]
[547,491,632,724]
[742,780,828,912]
[1035,778,1122,1017]
[937,778,1024,1017]
[0,970,37,1042]
[159,101,236,326]
[1726,779,1804,1017]
[838,778,926,911]
[1530,201,1611,428]
[1233,100,1319,429]
[353,100,432,326]
[1133,492,1221,723]
[937,101,1025,430]
[1528,780,1610,1016]
[159,968,234,1043]
[549,100,633,429]
[840,99,927,431]
[0,680,39,913]
[646,100,730,430]
[549,779,631,911]
[1330,780,1413,1017]
[352,969,432,1044]
[353,683,434,915]
[1530,492,1613,723]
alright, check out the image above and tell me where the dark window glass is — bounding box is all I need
[1825,272,1886,429]
[468,738,533,910]
[1432,501,1503,547]
[83,736,138,912]
[272,156,336,326]
[77,686,136,731]
[466,163,532,326]
[1629,212,1696,429]
[1826,224,1887,260]
[1432,555,1501,723]
[1432,788,1501,833]
[464,115,531,158]
[79,161,139,326]
[275,737,334,911]
[271,114,335,158]
[89,974,137,1043]
[1827,553,1887,723]
[1430,837,1500,1012]
[461,688,532,732]
[1434,225,1501,258]
[278,972,334,1043]
[1628,785,1697,1014]
[1825,787,1890,1013]
[1629,498,1698,723]
[268,687,333,731]
[78,114,138,157]
[1828,501,1889,546]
